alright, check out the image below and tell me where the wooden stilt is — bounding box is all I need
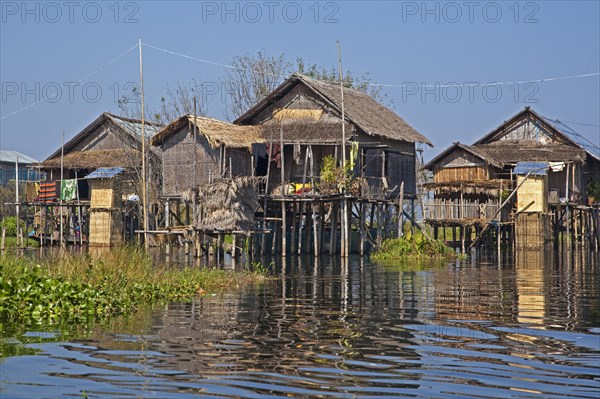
[290,201,297,255]
[359,200,365,256]
[298,202,304,254]
[330,202,338,255]
[281,202,287,256]
[318,202,324,255]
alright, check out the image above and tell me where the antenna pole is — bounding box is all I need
[337,41,346,168]
[139,38,149,249]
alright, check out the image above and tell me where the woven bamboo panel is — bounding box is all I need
[90,180,117,209]
[517,175,547,213]
[434,166,487,183]
[89,210,123,246]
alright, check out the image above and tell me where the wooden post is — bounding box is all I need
[1,226,5,252]
[290,201,297,254]
[318,201,324,255]
[359,200,365,256]
[330,202,337,255]
[139,38,149,251]
[281,201,287,256]
[397,182,404,238]
[298,202,304,254]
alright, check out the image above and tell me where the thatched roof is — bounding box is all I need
[424,140,587,171]
[474,107,600,161]
[151,115,265,149]
[235,73,432,146]
[474,142,586,164]
[423,142,503,170]
[40,148,140,169]
[260,121,356,144]
[46,113,163,161]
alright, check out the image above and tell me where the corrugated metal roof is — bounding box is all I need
[108,114,162,139]
[85,167,124,179]
[0,150,38,164]
[541,117,600,161]
[514,161,549,176]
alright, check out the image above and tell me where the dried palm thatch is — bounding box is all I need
[423,179,512,197]
[195,176,264,232]
[40,148,140,169]
[235,73,432,146]
[474,142,586,163]
[152,115,265,149]
[260,121,356,144]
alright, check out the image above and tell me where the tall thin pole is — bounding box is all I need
[139,38,149,249]
[193,98,198,189]
[337,40,349,257]
[60,131,65,248]
[337,41,346,169]
[15,157,20,248]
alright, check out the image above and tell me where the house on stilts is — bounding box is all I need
[423,107,600,251]
[28,113,163,246]
[233,73,433,256]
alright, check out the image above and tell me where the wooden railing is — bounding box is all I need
[424,203,504,220]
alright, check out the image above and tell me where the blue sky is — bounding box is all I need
[1,0,599,161]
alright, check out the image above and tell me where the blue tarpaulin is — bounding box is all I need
[85,167,124,179]
[513,162,548,176]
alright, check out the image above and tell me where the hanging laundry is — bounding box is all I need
[349,141,359,170]
[293,144,302,165]
[266,143,282,168]
[39,181,57,202]
[60,179,77,201]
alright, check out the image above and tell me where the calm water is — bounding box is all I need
[1,250,599,398]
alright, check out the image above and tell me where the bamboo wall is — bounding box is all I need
[161,126,253,197]
[517,175,547,213]
[433,148,489,183]
[434,166,488,183]
[88,178,123,246]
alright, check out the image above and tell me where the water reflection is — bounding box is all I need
[2,251,599,398]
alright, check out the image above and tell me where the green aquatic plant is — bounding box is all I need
[1,216,25,237]
[0,248,267,324]
[371,231,458,261]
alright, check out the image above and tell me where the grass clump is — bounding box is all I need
[0,247,266,324]
[371,229,457,261]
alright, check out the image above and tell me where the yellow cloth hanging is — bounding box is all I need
[349,141,359,170]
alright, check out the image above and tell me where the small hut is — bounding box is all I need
[85,167,126,246]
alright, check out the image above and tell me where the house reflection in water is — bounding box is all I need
[515,249,549,326]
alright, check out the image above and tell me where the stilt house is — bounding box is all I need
[39,113,163,201]
[423,107,600,227]
[234,73,432,199]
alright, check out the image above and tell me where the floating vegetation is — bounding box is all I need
[371,230,458,261]
[0,247,267,324]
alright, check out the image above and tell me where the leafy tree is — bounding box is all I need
[222,51,292,121]
[295,57,389,106]
[117,80,210,124]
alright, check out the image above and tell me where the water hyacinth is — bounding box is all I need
[371,231,458,261]
[0,247,267,324]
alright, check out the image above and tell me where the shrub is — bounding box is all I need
[1,216,25,237]
[371,231,457,261]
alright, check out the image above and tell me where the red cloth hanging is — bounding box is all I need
[267,143,282,168]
